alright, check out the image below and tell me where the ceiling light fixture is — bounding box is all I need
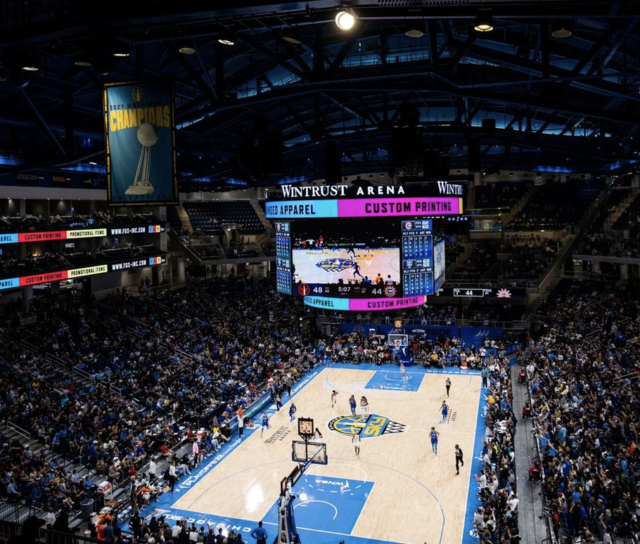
[405,22,424,38]
[474,12,494,33]
[112,41,133,57]
[551,20,572,39]
[21,55,40,72]
[335,9,357,31]
[218,28,236,46]
[178,40,196,55]
[74,54,93,67]
[282,28,301,45]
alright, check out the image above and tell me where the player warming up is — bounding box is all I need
[445,377,451,397]
[430,427,440,454]
[400,362,407,380]
[440,400,449,423]
[352,433,361,458]
[260,413,270,437]
[331,390,338,408]
[289,403,297,422]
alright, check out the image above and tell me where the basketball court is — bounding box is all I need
[293,249,401,286]
[140,364,485,544]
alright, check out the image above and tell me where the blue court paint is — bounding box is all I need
[461,386,488,544]
[364,370,425,391]
[263,475,374,534]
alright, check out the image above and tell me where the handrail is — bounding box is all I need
[5,420,31,441]
[20,339,38,353]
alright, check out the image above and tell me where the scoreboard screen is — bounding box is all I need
[281,218,444,300]
[269,183,457,310]
[275,221,292,295]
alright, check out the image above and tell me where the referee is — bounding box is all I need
[455,444,464,475]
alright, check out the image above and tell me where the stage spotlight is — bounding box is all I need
[335,9,356,31]
[474,13,494,32]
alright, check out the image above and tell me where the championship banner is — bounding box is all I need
[103,78,178,206]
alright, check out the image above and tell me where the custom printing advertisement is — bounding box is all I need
[103,77,179,206]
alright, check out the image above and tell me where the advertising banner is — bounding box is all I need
[103,78,178,206]
[266,197,462,219]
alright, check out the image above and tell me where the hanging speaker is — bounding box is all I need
[468,137,481,172]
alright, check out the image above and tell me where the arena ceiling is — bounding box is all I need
[0,0,640,188]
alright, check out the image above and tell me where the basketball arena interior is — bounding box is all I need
[0,1,639,543]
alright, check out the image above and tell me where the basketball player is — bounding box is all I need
[400,362,407,380]
[349,395,357,415]
[440,401,449,423]
[445,377,452,397]
[289,403,297,422]
[430,427,440,454]
[360,396,369,417]
[347,245,356,259]
[260,413,270,437]
[352,261,364,280]
[314,428,323,440]
[331,390,338,408]
[455,444,464,475]
[352,433,361,458]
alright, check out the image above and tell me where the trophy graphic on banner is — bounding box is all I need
[125,121,158,195]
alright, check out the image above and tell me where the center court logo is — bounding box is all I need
[316,258,354,273]
[328,413,406,439]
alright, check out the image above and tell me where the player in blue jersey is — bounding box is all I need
[289,403,297,422]
[430,427,440,454]
[352,261,364,280]
[260,413,270,437]
[440,400,449,423]
[349,395,357,415]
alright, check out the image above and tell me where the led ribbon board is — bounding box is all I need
[303,295,427,311]
[0,256,166,290]
[266,197,463,219]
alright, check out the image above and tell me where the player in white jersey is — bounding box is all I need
[331,390,338,408]
[352,433,361,458]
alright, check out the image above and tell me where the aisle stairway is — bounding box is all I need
[502,185,541,226]
[251,200,274,234]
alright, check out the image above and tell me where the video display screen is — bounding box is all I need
[433,238,446,292]
[291,219,401,298]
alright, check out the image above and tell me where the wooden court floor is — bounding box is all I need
[172,367,482,544]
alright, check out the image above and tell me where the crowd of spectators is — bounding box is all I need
[523,281,640,543]
[452,241,498,280]
[499,239,562,283]
[473,349,519,544]
[508,181,602,231]
[0,276,319,536]
[475,181,531,210]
